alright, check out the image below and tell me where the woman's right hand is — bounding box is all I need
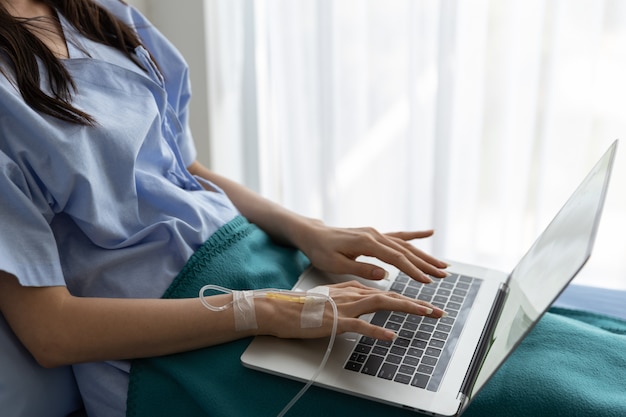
[256,280,446,341]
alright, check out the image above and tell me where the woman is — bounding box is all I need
[0,1,449,416]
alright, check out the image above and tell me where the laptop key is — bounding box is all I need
[415,331,431,341]
[421,356,438,366]
[378,363,399,380]
[376,339,392,348]
[411,373,430,388]
[425,347,441,357]
[404,287,419,298]
[411,339,427,349]
[421,287,436,296]
[355,344,371,354]
[447,302,462,311]
[436,288,451,296]
[373,346,389,356]
[433,331,449,340]
[419,323,434,332]
[406,314,422,324]
[440,316,455,325]
[350,352,367,363]
[399,364,416,375]
[345,361,362,372]
[396,273,410,283]
[407,347,424,357]
[389,314,405,323]
[436,323,452,333]
[407,279,422,288]
[418,364,434,375]
[394,373,412,385]
[370,310,391,327]
[429,339,445,349]
[453,288,467,297]
[391,346,407,356]
[393,337,411,348]
[362,355,384,376]
[385,322,401,331]
[399,329,415,339]
[433,295,448,304]
[402,321,418,331]
[386,354,402,365]
[360,336,376,345]
[403,356,420,366]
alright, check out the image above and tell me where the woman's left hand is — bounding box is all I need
[292,220,449,284]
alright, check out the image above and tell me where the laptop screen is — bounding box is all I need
[468,141,617,399]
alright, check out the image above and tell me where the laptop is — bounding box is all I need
[241,140,618,416]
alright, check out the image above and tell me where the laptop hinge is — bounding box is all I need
[458,282,509,400]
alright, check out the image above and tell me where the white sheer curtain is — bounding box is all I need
[200,0,626,289]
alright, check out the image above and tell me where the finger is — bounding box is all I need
[327,256,392,281]
[333,232,435,282]
[385,230,435,241]
[370,234,449,279]
[328,283,449,319]
[388,238,449,275]
[338,291,440,318]
[354,241,438,283]
[327,280,373,290]
[340,299,447,340]
[341,317,398,341]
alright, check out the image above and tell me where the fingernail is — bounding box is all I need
[385,330,398,341]
[423,307,434,315]
[440,311,449,318]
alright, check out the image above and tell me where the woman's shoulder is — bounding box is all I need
[92,0,147,24]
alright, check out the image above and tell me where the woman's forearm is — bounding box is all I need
[0,273,249,368]
[187,161,318,248]
[186,161,449,282]
[0,274,443,369]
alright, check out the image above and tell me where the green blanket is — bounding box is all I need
[463,307,626,417]
[127,216,626,416]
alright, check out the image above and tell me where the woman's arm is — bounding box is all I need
[187,161,449,283]
[0,271,443,368]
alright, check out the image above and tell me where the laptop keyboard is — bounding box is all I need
[344,272,481,392]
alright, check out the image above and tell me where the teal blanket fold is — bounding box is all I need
[127,216,626,416]
[463,307,626,417]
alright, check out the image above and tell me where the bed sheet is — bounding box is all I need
[553,283,626,320]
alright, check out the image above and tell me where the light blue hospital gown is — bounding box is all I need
[0,1,239,416]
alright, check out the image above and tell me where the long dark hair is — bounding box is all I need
[0,0,144,125]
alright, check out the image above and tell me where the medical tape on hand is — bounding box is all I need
[233,290,258,331]
[300,286,329,328]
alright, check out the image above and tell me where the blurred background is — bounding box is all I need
[130,0,626,290]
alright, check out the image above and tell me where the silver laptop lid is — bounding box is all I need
[467,140,618,402]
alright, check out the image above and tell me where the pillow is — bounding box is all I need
[0,314,83,417]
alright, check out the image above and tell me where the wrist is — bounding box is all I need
[283,215,325,254]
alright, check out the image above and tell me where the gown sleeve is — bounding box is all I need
[0,150,66,287]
